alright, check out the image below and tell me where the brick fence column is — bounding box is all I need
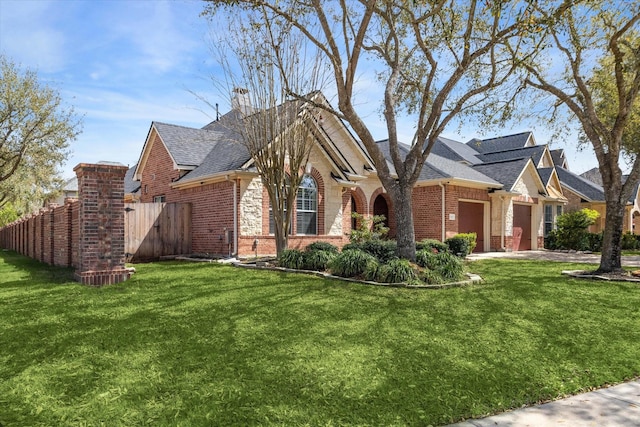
[73,163,132,285]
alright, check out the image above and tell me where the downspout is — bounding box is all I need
[500,195,506,251]
[439,182,446,241]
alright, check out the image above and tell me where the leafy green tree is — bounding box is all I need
[0,55,81,212]
[0,203,19,227]
[204,0,540,261]
[554,208,599,250]
[508,2,640,272]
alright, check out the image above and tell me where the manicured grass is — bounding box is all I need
[1,250,640,426]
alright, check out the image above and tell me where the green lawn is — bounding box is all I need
[1,250,640,426]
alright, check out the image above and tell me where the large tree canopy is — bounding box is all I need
[0,55,81,212]
[510,0,640,272]
[205,0,539,260]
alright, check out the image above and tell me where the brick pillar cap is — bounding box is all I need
[74,163,129,174]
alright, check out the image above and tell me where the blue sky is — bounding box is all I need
[0,0,599,181]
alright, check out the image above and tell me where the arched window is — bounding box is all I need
[296,174,317,235]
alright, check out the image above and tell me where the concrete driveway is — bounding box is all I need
[467,250,640,267]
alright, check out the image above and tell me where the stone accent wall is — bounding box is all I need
[240,177,263,236]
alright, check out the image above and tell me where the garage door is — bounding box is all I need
[512,204,532,251]
[458,201,484,253]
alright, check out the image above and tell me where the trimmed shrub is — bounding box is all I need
[375,259,418,283]
[303,249,336,271]
[305,241,339,254]
[415,239,448,253]
[585,232,603,252]
[278,249,305,269]
[544,230,559,250]
[329,249,377,278]
[445,232,476,257]
[621,232,640,250]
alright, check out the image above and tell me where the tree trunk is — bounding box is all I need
[275,231,288,258]
[388,183,417,261]
[598,199,625,273]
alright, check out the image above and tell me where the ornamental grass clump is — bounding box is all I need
[343,240,398,263]
[303,248,336,271]
[375,258,418,284]
[278,249,305,269]
[329,249,377,278]
[416,250,465,283]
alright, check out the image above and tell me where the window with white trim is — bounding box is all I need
[296,174,317,235]
[544,205,553,236]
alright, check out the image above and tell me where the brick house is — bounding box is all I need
[131,93,574,257]
[554,166,639,234]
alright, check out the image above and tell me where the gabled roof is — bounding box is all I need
[179,139,250,182]
[471,157,536,192]
[466,131,534,154]
[555,166,605,202]
[375,139,501,187]
[550,149,568,169]
[538,167,567,201]
[430,136,482,165]
[475,144,548,166]
[537,167,554,186]
[153,122,225,168]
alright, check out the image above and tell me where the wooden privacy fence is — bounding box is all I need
[124,202,192,262]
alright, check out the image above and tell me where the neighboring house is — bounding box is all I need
[124,165,141,202]
[45,177,79,206]
[577,167,640,234]
[128,92,587,257]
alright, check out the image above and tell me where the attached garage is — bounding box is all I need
[512,204,532,251]
[458,201,485,253]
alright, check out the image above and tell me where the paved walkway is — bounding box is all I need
[447,379,640,427]
[448,250,640,426]
[467,250,640,267]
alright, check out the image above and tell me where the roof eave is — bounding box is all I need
[171,169,259,189]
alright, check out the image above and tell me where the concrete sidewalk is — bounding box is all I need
[447,379,640,426]
[467,250,640,267]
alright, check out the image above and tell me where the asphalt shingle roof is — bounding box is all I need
[472,157,532,192]
[476,145,547,165]
[555,166,605,202]
[467,131,532,154]
[153,122,225,168]
[124,165,140,194]
[375,139,501,186]
[430,136,482,164]
[537,167,554,186]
